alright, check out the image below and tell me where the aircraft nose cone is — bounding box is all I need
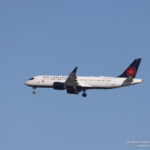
[25,81,30,86]
[24,81,28,86]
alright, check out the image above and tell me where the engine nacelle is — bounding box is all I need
[67,89,79,94]
[53,82,65,90]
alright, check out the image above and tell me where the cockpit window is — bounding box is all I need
[29,77,34,80]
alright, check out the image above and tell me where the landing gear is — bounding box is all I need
[32,87,36,94]
[32,91,36,94]
[82,90,87,97]
[82,93,87,97]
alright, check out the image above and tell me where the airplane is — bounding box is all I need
[25,58,143,97]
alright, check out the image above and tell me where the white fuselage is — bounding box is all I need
[25,75,143,89]
[25,59,143,97]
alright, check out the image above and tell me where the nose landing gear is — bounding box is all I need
[32,87,36,94]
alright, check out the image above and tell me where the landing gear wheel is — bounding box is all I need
[32,91,36,94]
[32,87,36,94]
[82,93,87,97]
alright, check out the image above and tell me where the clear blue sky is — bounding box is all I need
[0,0,150,150]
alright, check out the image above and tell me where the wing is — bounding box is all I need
[65,67,78,88]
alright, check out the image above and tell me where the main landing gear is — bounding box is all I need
[82,90,87,97]
[32,87,36,94]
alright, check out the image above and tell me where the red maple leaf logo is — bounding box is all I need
[126,67,136,77]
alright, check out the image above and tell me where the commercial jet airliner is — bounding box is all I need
[25,58,143,97]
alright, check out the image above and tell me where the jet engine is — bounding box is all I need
[53,82,65,90]
[67,89,79,94]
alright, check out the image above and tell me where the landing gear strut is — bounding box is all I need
[32,87,36,94]
[82,90,87,97]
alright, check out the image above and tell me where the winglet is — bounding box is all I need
[73,67,78,73]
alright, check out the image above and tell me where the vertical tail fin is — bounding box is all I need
[119,58,142,78]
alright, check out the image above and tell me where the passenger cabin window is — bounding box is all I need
[29,77,34,80]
